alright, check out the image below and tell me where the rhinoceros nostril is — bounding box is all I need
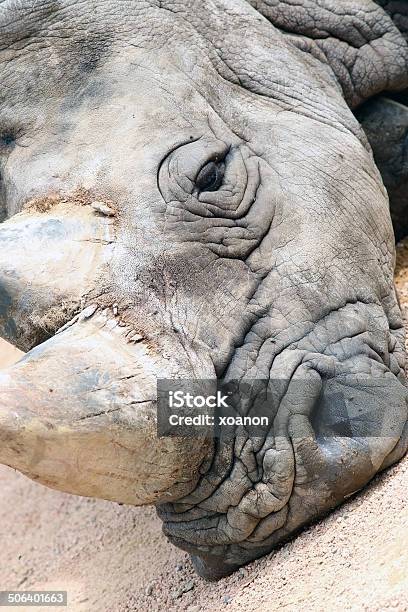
[0,126,18,149]
[1,133,15,147]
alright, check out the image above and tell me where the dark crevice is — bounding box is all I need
[1,133,15,147]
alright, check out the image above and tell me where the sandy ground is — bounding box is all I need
[0,241,407,612]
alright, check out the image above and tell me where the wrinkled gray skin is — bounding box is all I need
[1,0,408,581]
[357,94,408,242]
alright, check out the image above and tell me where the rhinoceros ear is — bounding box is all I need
[246,0,408,108]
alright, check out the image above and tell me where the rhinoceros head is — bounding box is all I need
[0,0,407,579]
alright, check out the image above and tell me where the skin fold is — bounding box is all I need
[0,0,407,580]
[357,95,408,242]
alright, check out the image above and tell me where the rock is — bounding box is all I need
[171,580,195,599]
[183,580,195,593]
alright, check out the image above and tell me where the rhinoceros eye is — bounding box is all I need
[195,160,225,192]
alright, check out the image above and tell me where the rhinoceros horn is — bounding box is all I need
[0,310,211,505]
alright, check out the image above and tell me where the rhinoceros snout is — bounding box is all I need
[157,302,408,580]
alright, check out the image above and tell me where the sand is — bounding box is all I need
[0,241,407,612]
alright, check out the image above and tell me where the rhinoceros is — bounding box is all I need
[0,0,407,580]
